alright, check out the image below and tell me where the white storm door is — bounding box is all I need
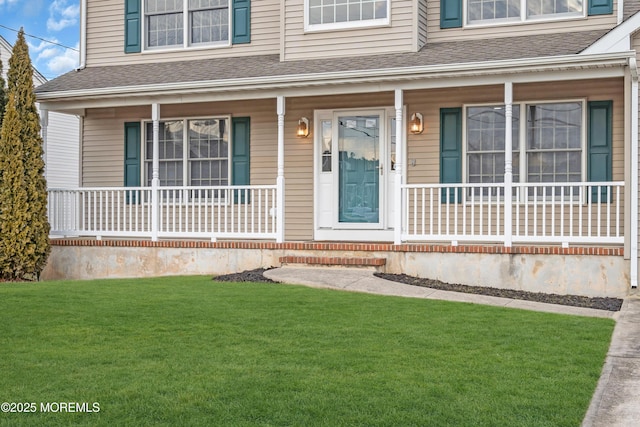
[334,111,385,229]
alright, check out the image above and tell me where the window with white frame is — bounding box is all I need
[145,0,230,48]
[466,105,520,185]
[526,102,582,184]
[145,118,230,186]
[306,0,389,31]
[467,0,583,25]
[465,101,583,186]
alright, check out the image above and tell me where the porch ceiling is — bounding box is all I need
[36,29,629,109]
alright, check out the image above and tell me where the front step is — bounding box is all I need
[279,256,386,270]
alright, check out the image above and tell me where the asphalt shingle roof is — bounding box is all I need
[36,29,610,95]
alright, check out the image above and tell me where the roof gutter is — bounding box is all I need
[38,51,633,102]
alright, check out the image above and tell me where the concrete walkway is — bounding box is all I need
[263,266,639,426]
[582,291,640,427]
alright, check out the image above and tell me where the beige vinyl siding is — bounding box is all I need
[283,0,415,61]
[427,0,618,43]
[86,0,280,67]
[82,106,150,187]
[82,117,125,187]
[624,0,640,20]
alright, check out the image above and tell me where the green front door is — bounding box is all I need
[337,115,380,224]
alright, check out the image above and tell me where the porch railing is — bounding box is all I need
[48,185,278,241]
[402,181,624,246]
[49,181,624,246]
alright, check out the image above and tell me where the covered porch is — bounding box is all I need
[45,74,630,249]
[38,50,638,292]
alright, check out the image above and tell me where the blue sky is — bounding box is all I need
[0,0,80,80]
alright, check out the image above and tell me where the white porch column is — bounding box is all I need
[276,96,286,243]
[151,103,160,242]
[630,58,638,288]
[504,82,513,247]
[394,89,404,245]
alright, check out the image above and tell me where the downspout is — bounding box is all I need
[618,0,623,24]
[40,109,49,181]
[78,0,87,70]
[630,56,638,288]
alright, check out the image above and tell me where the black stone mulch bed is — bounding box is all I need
[214,268,623,312]
[375,273,623,312]
[214,268,277,283]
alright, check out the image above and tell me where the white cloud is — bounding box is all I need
[0,0,19,6]
[29,39,58,54]
[47,0,80,32]
[45,44,79,75]
[33,43,79,77]
[37,47,59,60]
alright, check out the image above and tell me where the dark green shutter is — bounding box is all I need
[440,108,462,203]
[232,0,251,44]
[587,101,613,202]
[232,117,250,203]
[124,122,141,203]
[588,0,613,15]
[125,0,141,53]
[441,0,462,29]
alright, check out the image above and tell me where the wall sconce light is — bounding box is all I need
[409,113,424,134]
[297,117,310,138]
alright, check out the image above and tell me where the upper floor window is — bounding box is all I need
[306,0,390,32]
[145,0,230,49]
[467,0,583,25]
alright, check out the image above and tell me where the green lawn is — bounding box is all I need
[0,276,614,426]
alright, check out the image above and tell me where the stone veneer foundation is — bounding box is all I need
[42,239,629,298]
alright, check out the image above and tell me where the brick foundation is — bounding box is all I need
[50,238,624,257]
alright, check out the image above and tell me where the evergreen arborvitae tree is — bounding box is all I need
[0,94,30,280]
[0,56,6,129]
[0,29,50,280]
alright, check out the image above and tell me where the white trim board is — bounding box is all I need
[583,11,640,54]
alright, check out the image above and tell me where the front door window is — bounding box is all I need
[337,115,380,224]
